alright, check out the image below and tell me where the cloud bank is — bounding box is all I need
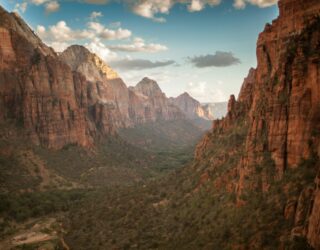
[25,0,278,20]
[36,18,167,61]
[110,59,175,70]
[108,38,168,53]
[84,0,278,22]
[188,51,241,68]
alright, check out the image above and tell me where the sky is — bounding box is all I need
[1,0,279,103]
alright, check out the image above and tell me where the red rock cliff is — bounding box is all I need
[0,8,92,149]
[195,0,320,248]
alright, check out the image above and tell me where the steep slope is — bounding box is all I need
[170,92,213,120]
[60,45,132,132]
[194,0,320,247]
[0,7,92,149]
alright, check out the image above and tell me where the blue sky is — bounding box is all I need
[1,0,279,102]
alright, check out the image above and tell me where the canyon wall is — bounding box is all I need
[0,8,92,149]
[195,0,320,248]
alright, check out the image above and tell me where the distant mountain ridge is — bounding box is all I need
[169,92,213,120]
[0,6,214,149]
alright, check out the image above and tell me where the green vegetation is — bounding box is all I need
[61,109,317,250]
[118,119,204,152]
[0,189,88,238]
[0,190,87,223]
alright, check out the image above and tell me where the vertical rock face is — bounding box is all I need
[60,45,132,132]
[0,7,92,149]
[251,0,320,176]
[169,92,213,120]
[194,0,320,248]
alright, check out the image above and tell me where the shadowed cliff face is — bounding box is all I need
[194,0,320,247]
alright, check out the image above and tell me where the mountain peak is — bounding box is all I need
[179,92,194,99]
[60,45,119,81]
[134,77,163,97]
[170,92,214,120]
[176,92,199,105]
[63,45,91,56]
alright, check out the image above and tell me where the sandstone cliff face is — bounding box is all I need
[60,45,132,132]
[194,0,320,248]
[0,8,92,149]
[169,92,213,120]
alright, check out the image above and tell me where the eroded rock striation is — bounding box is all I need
[0,8,92,149]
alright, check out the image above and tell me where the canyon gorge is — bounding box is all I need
[0,0,319,249]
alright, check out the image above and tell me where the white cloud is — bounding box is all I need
[120,0,276,21]
[233,0,278,9]
[87,22,132,40]
[188,0,204,12]
[186,81,227,102]
[87,22,104,33]
[14,2,28,13]
[100,28,131,40]
[30,0,278,20]
[30,0,60,14]
[31,0,49,5]
[37,21,89,42]
[130,0,173,20]
[36,20,134,52]
[85,38,118,62]
[188,0,220,12]
[90,11,103,19]
[45,1,60,13]
[108,37,168,53]
[36,21,90,51]
[126,0,222,21]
